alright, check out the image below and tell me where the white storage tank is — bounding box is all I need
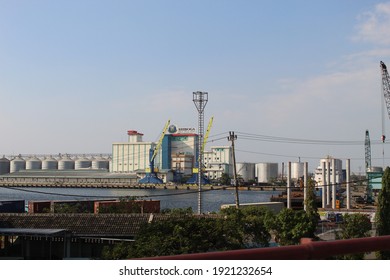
[58,156,75,170]
[92,157,109,170]
[10,156,26,173]
[0,156,10,175]
[236,162,255,182]
[42,156,58,170]
[255,163,278,184]
[75,157,92,169]
[26,156,42,170]
[291,162,304,180]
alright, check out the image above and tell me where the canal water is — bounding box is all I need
[0,187,280,213]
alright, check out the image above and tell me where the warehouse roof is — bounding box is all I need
[0,213,150,238]
[0,228,69,237]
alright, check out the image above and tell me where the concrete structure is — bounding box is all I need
[313,156,343,185]
[112,131,160,173]
[171,153,194,176]
[203,146,233,180]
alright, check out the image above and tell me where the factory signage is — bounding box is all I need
[168,125,196,134]
[178,127,196,134]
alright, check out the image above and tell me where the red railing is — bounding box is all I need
[144,235,390,260]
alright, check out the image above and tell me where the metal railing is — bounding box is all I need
[144,235,390,260]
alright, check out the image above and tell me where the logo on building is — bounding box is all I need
[168,124,178,134]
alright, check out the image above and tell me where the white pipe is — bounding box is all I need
[322,161,326,208]
[346,159,350,210]
[287,161,291,209]
[303,162,308,211]
[332,158,336,209]
[326,161,331,207]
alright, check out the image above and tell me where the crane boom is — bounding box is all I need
[151,119,170,162]
[202,116,214,155]
[381,61,390,142]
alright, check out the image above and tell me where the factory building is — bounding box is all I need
[313,156,344,185]
[111,130,163,173]
[203,146,233,181]
[168,128,198,176]
[111,126,199,182]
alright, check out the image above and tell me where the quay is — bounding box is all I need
[0,169,284,191]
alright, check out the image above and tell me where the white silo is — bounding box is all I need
[0,156,10,175]
[75,156,92,169]
[291,162,304,180]
[10,156,26,173]
[26,156,42,170]
[92,157,109,170]
[255,163,278,184]
[42,156,58,170]
[58,156,75,170]
[236,162,255,182]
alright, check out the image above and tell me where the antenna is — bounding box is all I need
[193,91,208,214]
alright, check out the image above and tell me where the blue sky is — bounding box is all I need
[1,0,390,173]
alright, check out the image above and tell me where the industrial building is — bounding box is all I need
[313,156,344,185]
[0,123,330,186]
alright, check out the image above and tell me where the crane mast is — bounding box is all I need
[381,61,390,143]
[365,130,371,172]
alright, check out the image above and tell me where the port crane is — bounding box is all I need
[380,61,390,144]
[139,120,170,184]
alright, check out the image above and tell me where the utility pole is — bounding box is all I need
[228,131,239,209]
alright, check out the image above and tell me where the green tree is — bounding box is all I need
[219,173,230,185]
[304,178,320,237]
[102,206,274,259]
[376,166,390,259]
[221,206,273,248]
[266,208,317,246]
[336,213,372,260]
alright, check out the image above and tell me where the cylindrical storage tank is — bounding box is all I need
[58,156,75,170]
[10,156,26,173]
[92,157,109,170]
[26,156,42,170]
[75,157,92,169]
[0,156,10,175]
[236,162,255,182]
[255,163,278,184]
[291,162,304,180]
[42,156,58,170]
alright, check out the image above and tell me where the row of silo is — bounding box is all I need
[0,155,111,174]
[236,162,305,184]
